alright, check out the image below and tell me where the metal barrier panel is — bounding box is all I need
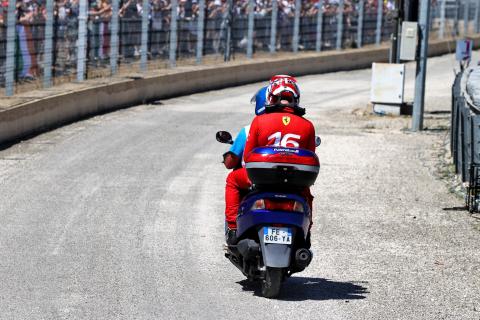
[196,0,205,64]
[300,11,318,51]
[4,0,16,96]
[452,96,458,171]
[342,0,357,49]
[270,0,278,53]
[140,0,149,71]
[471,112,480,165]
[77,0,88,81]
[231,2,248,57]
[356,0,364,47]
[458,99,465,181]
[276,7,294,52]
[336,0,344,50]
[292,0,301,52]
[315,0,324,52]
[176,0,197,60]
[110,0,120,75]
[202,0,234,58]
[321,7,338,50]
[252,0,272,54]
[169,0,178,66]
[452,73,462,165]
[149,0,171,60]
[0,15,5,89]
[462,103,472,182]
[246,0,254,58]
[456,111,463,176]
[43,0,54,87]
[362,3,378,46]
[375,0,382,45]
[381,4,394,42]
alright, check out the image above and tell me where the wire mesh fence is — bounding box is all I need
[0,0,479,95]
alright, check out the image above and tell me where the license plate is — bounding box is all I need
[263,227,292,244]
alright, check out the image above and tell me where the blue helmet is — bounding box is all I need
[251,86,268,115]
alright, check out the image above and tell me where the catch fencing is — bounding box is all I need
[451,67,480,212]
[0,0,479,96]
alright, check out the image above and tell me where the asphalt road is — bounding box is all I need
[0,53,479,319]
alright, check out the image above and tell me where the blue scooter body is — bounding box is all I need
[236,191,311,268]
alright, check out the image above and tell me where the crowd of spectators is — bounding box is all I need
[0,0,397,84]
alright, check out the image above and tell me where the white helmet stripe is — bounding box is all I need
[271,86,299,97]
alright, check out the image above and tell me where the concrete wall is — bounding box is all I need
[1,36,479,146]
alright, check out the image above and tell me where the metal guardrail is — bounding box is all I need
[0,0,479,96]
[451,68,480,212]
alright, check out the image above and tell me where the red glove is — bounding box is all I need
[223,152,240,169]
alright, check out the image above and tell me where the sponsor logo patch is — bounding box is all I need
[282,116,291,126]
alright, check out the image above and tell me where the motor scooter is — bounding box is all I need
[216,131,320,298]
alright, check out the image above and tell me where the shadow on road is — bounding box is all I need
[238,277,368,301]
[442,206,468,211]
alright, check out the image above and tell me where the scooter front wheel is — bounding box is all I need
[262,267,284,298]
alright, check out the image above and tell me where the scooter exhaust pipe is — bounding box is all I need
[237,239,260,261]
[295,248,313,268]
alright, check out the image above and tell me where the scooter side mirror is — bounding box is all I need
[315,136,321,147]
[216,131,234,144]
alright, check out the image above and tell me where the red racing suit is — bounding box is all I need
[225,110,316,229]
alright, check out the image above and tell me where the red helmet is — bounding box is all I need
[266,76,301,108]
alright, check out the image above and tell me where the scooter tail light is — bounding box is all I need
[293,201,305,213]
[251,199,265,210]
[252,199,305,212]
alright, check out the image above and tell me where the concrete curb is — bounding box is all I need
[1,36,479,146]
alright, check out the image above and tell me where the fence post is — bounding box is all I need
[315,0,324,51]
[76,0,88,81]
[224,0,233,62]
[375,0,383,45]
[4,0,16,96]
[140,0,149,71]
[463,0,469,36]
[196,0,205,64]
[110,0,119,75]
[412,0,432,131]
[439,0,446,39]
[42,0,54,88]
[292,0,301,52]
[270,0,278,53]
[357,0,364,48]
[169,0,178,67]
[336,0,344,50]
[474,0,480,33]
[453,0,459,36]
[430,0,437,31]
[247,0,255,58]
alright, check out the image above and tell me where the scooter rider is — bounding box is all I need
[223,75,297,170]
[225,76,316,245]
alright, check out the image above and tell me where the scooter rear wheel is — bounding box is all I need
[262,267,283,298]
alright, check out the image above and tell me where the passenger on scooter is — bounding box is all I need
[223,86,268,246]
[222,86,268,170]
[225,76,316,245]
